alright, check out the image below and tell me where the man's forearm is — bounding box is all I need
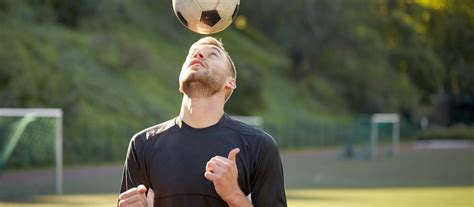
[224,191,252,207]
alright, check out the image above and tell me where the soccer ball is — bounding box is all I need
[172,0,240,34]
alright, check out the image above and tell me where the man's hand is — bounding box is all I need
[205,148,252,207]
[118,184,153,207]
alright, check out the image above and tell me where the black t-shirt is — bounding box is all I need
[120,114,287,206]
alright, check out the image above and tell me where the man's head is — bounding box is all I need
[179,37,237,101]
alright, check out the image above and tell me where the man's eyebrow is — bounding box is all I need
[189,45,223,55]
[208,46,223,55]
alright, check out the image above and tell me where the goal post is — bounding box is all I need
[370,113,400,158]
[0,108,63,195]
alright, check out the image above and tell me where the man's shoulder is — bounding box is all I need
[131,117,177,141]
[225,117,277,145]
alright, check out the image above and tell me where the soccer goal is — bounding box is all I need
[0,108,63,195]
[369,113,400,158]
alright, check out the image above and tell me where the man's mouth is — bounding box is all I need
[188,60,206,68]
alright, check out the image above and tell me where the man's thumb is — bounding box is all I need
[137,184,147,193]
[228,148,240,161]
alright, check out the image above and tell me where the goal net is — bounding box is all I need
[0,108,63,199]
[369,113,400,158]
[344,113,400,159]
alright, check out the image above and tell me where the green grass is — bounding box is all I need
[287,187,474,207]
[1,187,473,207]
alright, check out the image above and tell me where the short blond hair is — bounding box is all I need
[191,36,237,80]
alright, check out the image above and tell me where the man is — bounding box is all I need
[118,37,287,207]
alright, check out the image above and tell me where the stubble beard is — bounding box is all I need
[180,70,224,98]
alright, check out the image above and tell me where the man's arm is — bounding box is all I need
[118,134,152,206]
[250,135,287,206]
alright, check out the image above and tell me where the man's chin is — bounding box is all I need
[181,80,222,99]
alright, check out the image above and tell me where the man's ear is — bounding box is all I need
[225,77,236,90]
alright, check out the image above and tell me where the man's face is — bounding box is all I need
[179,44,231,98]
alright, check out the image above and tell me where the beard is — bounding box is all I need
[179,70,225,98]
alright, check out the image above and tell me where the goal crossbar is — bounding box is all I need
[0,108,62,118]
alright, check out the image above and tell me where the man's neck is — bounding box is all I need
[179,94,225,128]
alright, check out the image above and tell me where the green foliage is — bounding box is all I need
[0,21,166,163]
[416,124,474,141]
[242,0,474,124]
[0,0,472,165]
[0,0,298,164]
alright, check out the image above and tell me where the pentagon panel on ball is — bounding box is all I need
[172,0,240,34]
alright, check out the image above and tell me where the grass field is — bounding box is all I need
[0,187,473,207]
[0,143,473,206]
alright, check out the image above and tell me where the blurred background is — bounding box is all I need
[0,0,473,206]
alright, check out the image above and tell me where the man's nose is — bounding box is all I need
[192,51,204,59]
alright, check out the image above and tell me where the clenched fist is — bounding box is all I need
[118,184,154,207]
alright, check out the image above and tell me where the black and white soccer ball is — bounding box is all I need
[172,0,240,34]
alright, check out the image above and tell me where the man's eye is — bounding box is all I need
[209,53,218,58]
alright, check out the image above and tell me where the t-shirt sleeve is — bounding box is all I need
[250,134,287,206]
[119,134,150,194]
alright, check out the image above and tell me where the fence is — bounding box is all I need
[264,115,420,152]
